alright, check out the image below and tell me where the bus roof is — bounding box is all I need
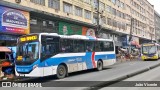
[30,33,113,41]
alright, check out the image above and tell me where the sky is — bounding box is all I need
[147,0,160,14]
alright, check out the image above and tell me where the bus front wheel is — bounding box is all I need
[56,65,67,79]
[97,60,103,71]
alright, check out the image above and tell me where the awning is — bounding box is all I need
[0,46,11,52]
[131,41,141,48]
[131,41,137,45]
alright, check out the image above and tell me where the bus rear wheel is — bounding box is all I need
[97,60,103,71]
[56,65,67,79]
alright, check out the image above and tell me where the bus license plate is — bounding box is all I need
[19,74,25,76]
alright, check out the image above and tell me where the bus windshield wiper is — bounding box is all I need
[24,43,30,58]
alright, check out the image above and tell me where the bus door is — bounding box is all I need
[41,35,60,75]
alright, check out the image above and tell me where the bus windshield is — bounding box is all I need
[16,41,39,65]
[142,46,157,54]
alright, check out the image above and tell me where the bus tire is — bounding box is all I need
[97,60,103,71]
[56,65,67,79]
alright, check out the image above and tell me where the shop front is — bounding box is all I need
[0,5,30,46]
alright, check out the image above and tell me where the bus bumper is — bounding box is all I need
[15,67,44,77]
[15,66,58,77]
[141,55,158,60]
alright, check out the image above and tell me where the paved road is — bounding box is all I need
[1,60,160,90]
[100,63,160,90]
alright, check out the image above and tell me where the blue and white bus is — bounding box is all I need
[15,33,116,79]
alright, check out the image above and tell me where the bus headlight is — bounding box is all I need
[153,55,158,59]
[141,55,146,59]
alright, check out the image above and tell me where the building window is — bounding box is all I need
[106,5,111,13]
[118,22,121,29]
[84,0,91,4]
[63,2,72,14]
[93,13,98,24]
[122,23,126,30]
[111,0,116,4]
[113,20,117,27]
[30,17,57,33]
[120,2,124,8]
[30,0,45,6]
[100,16,106,24]
[107,18,112,26]
[93,0,98,8]
[112,8,116,15]
[116,10,120,17]
[48,0,60,10]
[100,2,105,11]
[116,0,120,7]
[75,6,83,17]
[85,10,91,19]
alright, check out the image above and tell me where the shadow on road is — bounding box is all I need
[19,68,112,83]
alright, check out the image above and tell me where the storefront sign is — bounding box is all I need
[59,22,82,35]
[59,22,95,37]
[0,35,18,40]
[0,5,30,34]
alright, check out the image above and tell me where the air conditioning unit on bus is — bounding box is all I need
[15,0,21,3]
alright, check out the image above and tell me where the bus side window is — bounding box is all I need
[60,39,74,53]
[86,41,94,52]
[73,40,85,52]
[100,41,114,51]
[95,41,101,52]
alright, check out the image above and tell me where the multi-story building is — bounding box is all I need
[154,11,160,43]
[0,0,155,48]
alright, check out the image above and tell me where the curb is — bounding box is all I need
[84,62,160,90]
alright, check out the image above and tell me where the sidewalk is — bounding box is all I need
[116,57,141,63]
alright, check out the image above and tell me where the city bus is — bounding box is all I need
[15,33,116,79]
[141,43,160,60]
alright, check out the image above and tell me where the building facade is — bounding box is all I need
[154,11,160,43]
[0,0,155,47]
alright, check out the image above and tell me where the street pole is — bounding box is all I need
[96,0,100,37]
[129,18,134,60]
[151,33,153,43]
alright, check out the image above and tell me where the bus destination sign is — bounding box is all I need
[20,35,38,42]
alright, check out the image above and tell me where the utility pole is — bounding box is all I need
[96,0,100,37]
[129,18,134,42]
[151,33,152,43]
[128,18,134,59]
